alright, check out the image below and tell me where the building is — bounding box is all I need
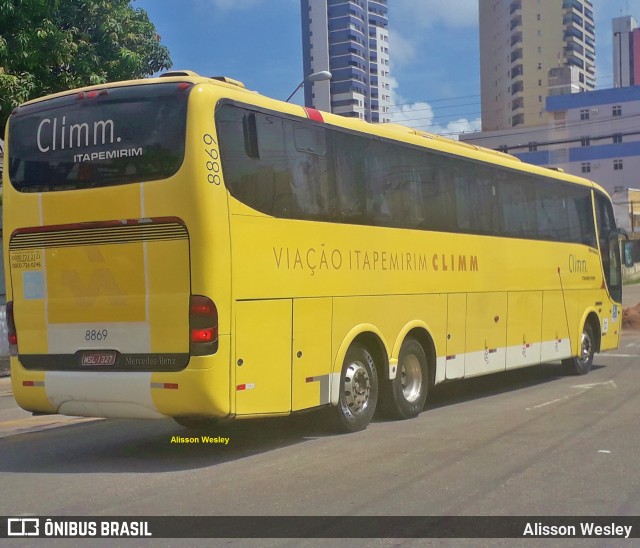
[479,0,595,131]
[460,86,640,233]
[300,0,392,123]
[613,15,640,87]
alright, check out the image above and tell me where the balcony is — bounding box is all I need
[511,31,522,47]
[511,48,523,63]
[510,0,521,15]
[565,41,584,55]
[512,97,524,111]
[567,55,584,69]
[562,0,583,13]
[510,15,522,31]
[563,12,583,26]
[512,113,525,127]
[564,27,583,40]
[511,64,523,79]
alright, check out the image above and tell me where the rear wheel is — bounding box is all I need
[381,337,429,419]
[562,323,595,375]
[328,343,378,433]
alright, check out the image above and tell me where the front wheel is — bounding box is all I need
[562,323,595,375]
[380,338,429,419]
[328,344,378,433]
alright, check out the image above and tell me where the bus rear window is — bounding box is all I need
[8,82,191,191]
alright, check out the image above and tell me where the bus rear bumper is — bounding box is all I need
[10,337,232,420]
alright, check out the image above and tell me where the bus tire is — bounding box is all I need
[562,322,595,375]
[329,343,378,433]
[174,417,219,430]
[381,337,428,419]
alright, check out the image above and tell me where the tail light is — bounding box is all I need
[189,295,218,356]
[6,301,18,355]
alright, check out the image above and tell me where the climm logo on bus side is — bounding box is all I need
[35,116,142,162]
[568,253,588,273]
[569,253,596,281]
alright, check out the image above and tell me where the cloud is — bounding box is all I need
[389,28,416,67]
[393,0,478,29]
[387,77,481,139]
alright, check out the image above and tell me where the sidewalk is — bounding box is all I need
[0,358,9,378]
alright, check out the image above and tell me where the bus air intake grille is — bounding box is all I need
[9,219,188,250]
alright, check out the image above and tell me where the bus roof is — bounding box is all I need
[11,70,610,198]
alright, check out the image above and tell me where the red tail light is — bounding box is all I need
[189,296,218,356]
[6,301,17,353]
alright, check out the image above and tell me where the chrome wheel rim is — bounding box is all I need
[400,354,423,403]
[578,330,593,365]
[344,361,371,414]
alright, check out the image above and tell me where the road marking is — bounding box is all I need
[572,380,617,390]
[525,395,571,411]
[601,353,639,358]
[526,380,617,411]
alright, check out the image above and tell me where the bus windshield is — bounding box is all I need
[8,82,191,192]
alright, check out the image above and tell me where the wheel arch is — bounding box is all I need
[331,324,389,406]
[579,309,601,354]
[391,322,437,387]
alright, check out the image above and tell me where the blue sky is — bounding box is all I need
[135,0,640,137]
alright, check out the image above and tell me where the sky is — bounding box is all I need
[134,0,640,138]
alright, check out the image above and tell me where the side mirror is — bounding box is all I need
[623,241,634,268]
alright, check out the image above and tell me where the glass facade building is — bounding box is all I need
[301,0,391,123]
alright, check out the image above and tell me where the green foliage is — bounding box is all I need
[0,0,172,131]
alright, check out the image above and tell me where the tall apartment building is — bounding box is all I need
[479,0,595,131]
[300,0,392,123]
[613,15,640,87]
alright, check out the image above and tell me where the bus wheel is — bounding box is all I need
[381,337,428,419]
[330,343,378,433]
[562,323,595,375]
[174,417,219,430]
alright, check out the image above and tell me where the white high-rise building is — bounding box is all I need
[301,0,392,122]
[479,0,595,131]
[613,15,640,87]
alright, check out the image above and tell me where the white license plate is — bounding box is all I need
[81,351,117,366]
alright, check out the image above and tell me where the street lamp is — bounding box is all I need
[285,70,332,102]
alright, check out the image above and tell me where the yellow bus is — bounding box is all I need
[2,71,630,432]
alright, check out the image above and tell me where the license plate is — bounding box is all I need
[81,351,117,366]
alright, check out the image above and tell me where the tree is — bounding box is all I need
[0,0,172,130]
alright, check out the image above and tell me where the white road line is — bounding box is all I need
[526,380,617,411]
[525,395,571,411]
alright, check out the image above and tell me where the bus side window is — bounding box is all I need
[288,123,335,219]
[252,114,295,217]
[424,160,457,232]
[242,113,259,159]
[501,177,537,238]
[567,189,596,247]
[536,184,565,240]
[333,132,366,223]
[365,144,392,225]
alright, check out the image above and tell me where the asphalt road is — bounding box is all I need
[1,329,639,546]
[623,281,640,308]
